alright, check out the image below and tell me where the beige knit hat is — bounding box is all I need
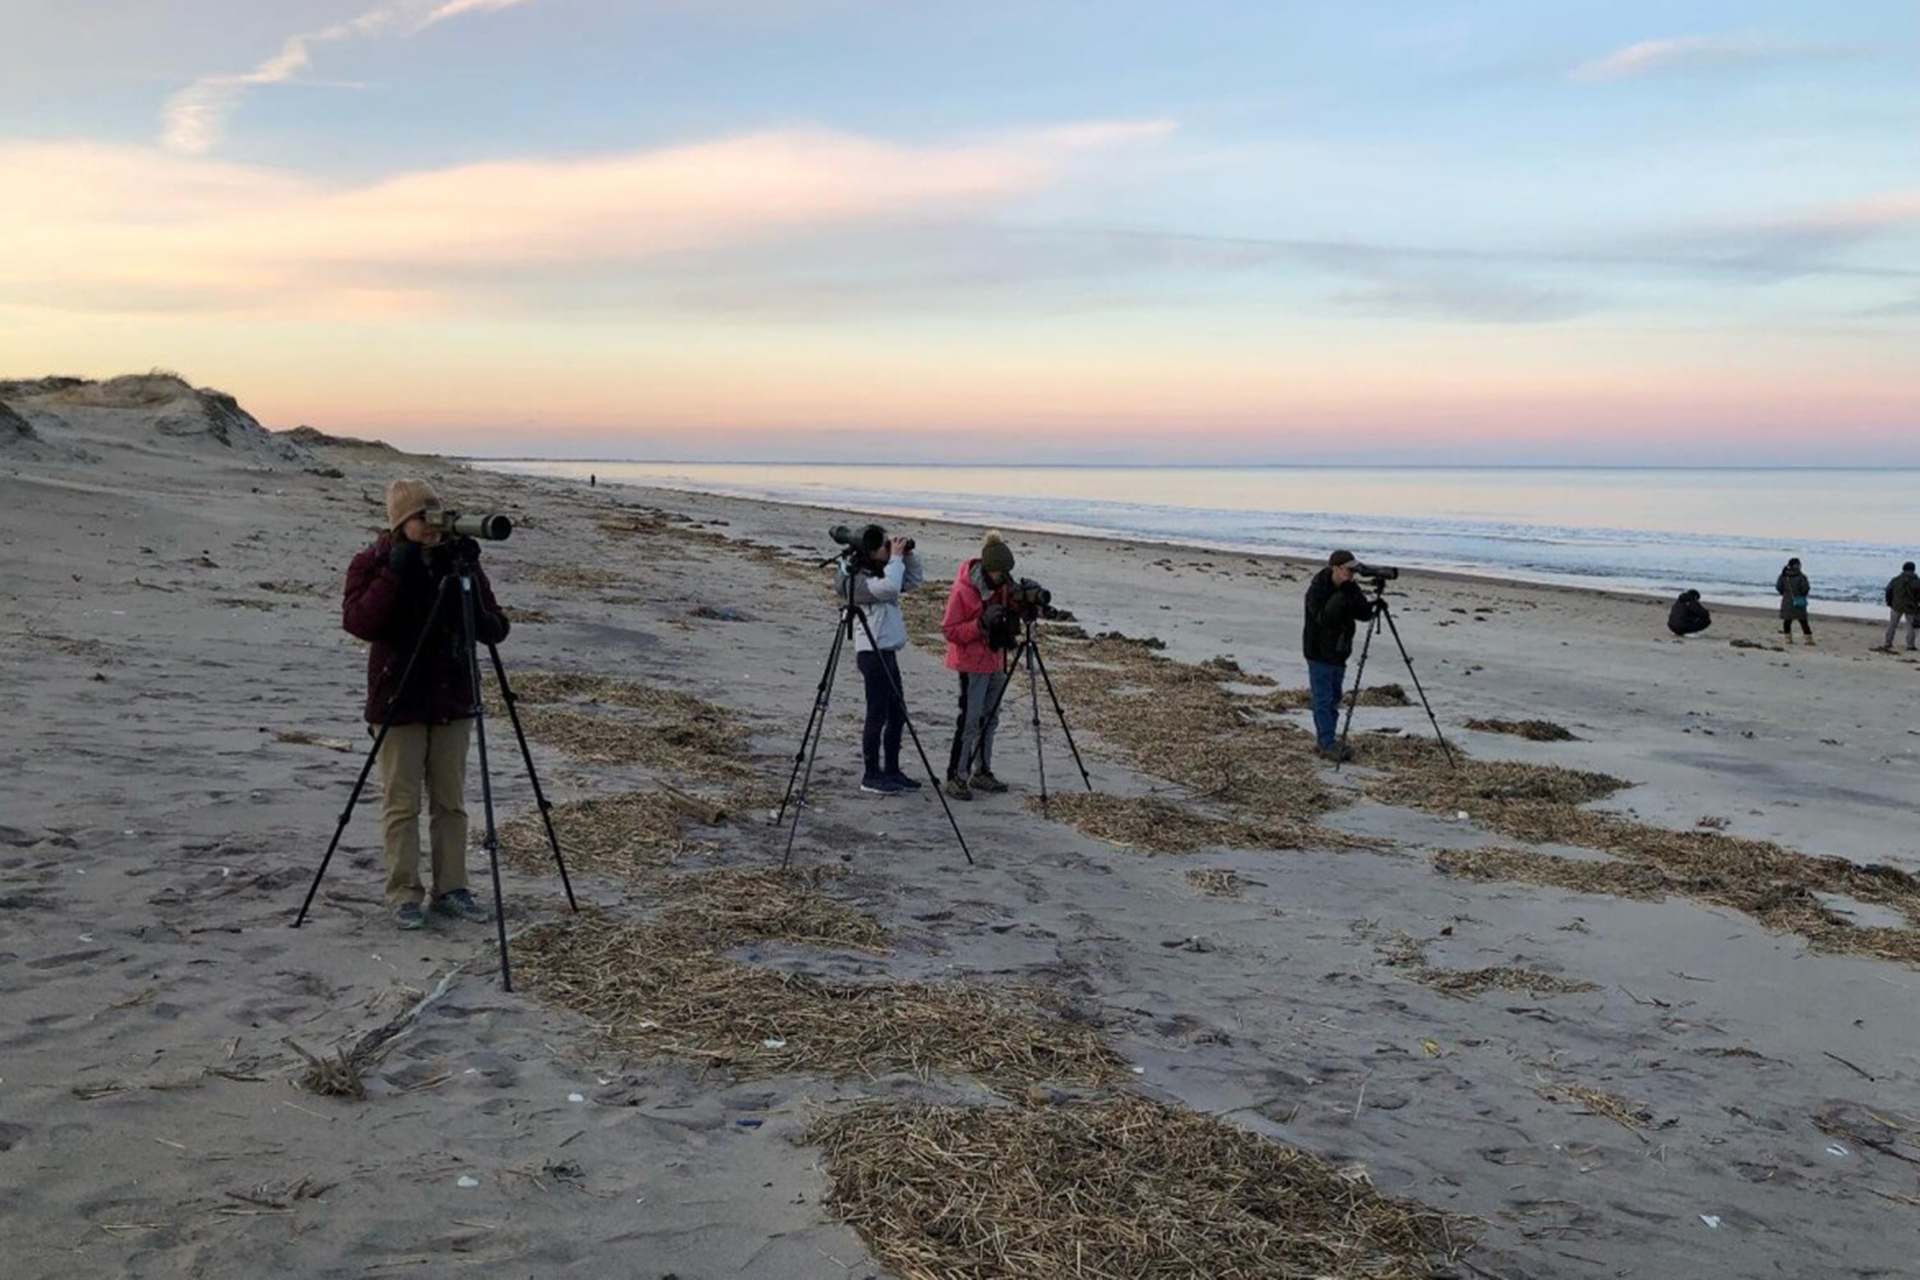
[385,478,441,533]
[980,530,1015,575]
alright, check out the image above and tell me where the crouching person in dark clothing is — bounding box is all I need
[1303,550,1375,762]
[342,479,510,931]
[1667,589,1711,637]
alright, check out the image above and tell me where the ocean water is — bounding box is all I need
[475,461,1920,618]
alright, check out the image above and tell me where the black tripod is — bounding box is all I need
[963,616,1093,815]
[293,551,578,991]
[775,560,974,869]
[1336,581,1455,768]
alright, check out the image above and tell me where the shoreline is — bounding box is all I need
[486,463,1899,635]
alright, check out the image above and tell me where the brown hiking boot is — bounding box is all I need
[944,776,973,801]
[1803,637,1815,646]
[970,771,1009,794]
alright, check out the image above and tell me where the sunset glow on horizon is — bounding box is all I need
[3,1,1915,463]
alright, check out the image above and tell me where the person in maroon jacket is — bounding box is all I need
[342,479,510,930]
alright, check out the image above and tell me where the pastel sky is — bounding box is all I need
[2,0,1916,462]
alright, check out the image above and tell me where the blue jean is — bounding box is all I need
[856,649,906,776]
[1307,659,1346,748]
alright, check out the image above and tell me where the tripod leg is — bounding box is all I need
[1029,642,1094,792]
[1377,603,1457,768]
[295,574,456,927]
[1334,613,1382,770]
[782,621,847,870]
[776,617,845,826]
[854,613,975,865]
[1025,641,1049,814]
[459,574,513,991]
[487,646,578,912]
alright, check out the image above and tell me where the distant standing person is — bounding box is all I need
[1303,550,1375,761]
[940,531,1017,799]
[1776,557,1813,645]
[1881,560,1920,652]
[589,473,596,487]
[1667,589,1712,637]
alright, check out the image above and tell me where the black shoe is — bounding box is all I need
[1316,744,1354,763]
[883,770,922,790]
[392,902,426,931]
[860,773,904,795]
[432,888,492,923]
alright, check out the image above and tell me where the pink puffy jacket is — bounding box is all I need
[942,559,1010,674]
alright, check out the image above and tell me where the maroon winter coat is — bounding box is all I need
[342,532,510,726]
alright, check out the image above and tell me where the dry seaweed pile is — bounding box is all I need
[1535,1081,1656,1131]
[1031,792,1376,855]
[484,672,753,779]
[495,787,730,877]
[515,916,1122,1088]
[1411,966,1599,998]
[1399,736,1920,962]
[1186,867,1248,897]
[812,1095,1468,1280]
[1463,717,1579,742]
[654,867,891,952]
[1040,634,1340,826]
[1245,683,1410,713]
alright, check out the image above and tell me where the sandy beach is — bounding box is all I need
[4,377,1920,1279]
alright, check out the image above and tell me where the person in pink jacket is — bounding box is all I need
[941,531,1016,799]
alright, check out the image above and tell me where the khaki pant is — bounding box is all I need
[376,718,473,907]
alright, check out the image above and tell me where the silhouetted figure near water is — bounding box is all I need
[1879,561,1919,652]
[1668,589,1711,637]
[1777,557,1813,645]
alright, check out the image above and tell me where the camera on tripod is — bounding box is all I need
[1352,562,1398,583]
[1007,577,1052,619]
[424,509,514,541]
[829,523,913,561]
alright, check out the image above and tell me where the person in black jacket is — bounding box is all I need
[1303,550,1375,761]
[1776,557,1812,645]
[1667,589,1711,637]
[1879,561,1919,652]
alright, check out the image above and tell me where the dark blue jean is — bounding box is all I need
[856,649,905,776]
[1306,659,1346,748]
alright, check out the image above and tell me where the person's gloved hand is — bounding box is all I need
[388,538,427,577]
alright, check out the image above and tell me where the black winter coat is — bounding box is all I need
[1303,568,1374,664]
[1668,592,1711,636]
[1886,571,1920,614]
[342,533,510,725]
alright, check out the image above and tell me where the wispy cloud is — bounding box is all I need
[0,120,1174,318]
[161,0,537,155]
[1570,33,1859,83]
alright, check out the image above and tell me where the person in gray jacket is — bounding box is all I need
[1880,561,1920,652]
[1776,557,1813,645]
[834,528,925,794]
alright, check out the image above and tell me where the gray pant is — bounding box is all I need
[948,669,1008,779]
[1887,609,1918,649]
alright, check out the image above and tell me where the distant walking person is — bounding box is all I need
[1881,561,1920,652]
[1776,557,1813,645]
[1667,589,1711,637]
[1303,550,1375,762]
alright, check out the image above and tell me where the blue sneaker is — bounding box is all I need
[883,770,922,790]
[393,902,426,930]
[860,773,904,795]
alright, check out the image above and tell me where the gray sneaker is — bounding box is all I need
[432,888,492,923]
[393,902,427,930]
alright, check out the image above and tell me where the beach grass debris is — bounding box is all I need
[1535,1080,1657,1131]
[1185,867,1248,897]
[1410,965,1600,998]
[496,786,732,877]
[514,916,1123,1088]
[284,1039,368,1099]
[486,679,754,778]
[1463,717,1580,742]
[1030,792,1378,855]
[811,1094,1470,1280]
[653,867,891,952]
[1245,683,1411,713]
